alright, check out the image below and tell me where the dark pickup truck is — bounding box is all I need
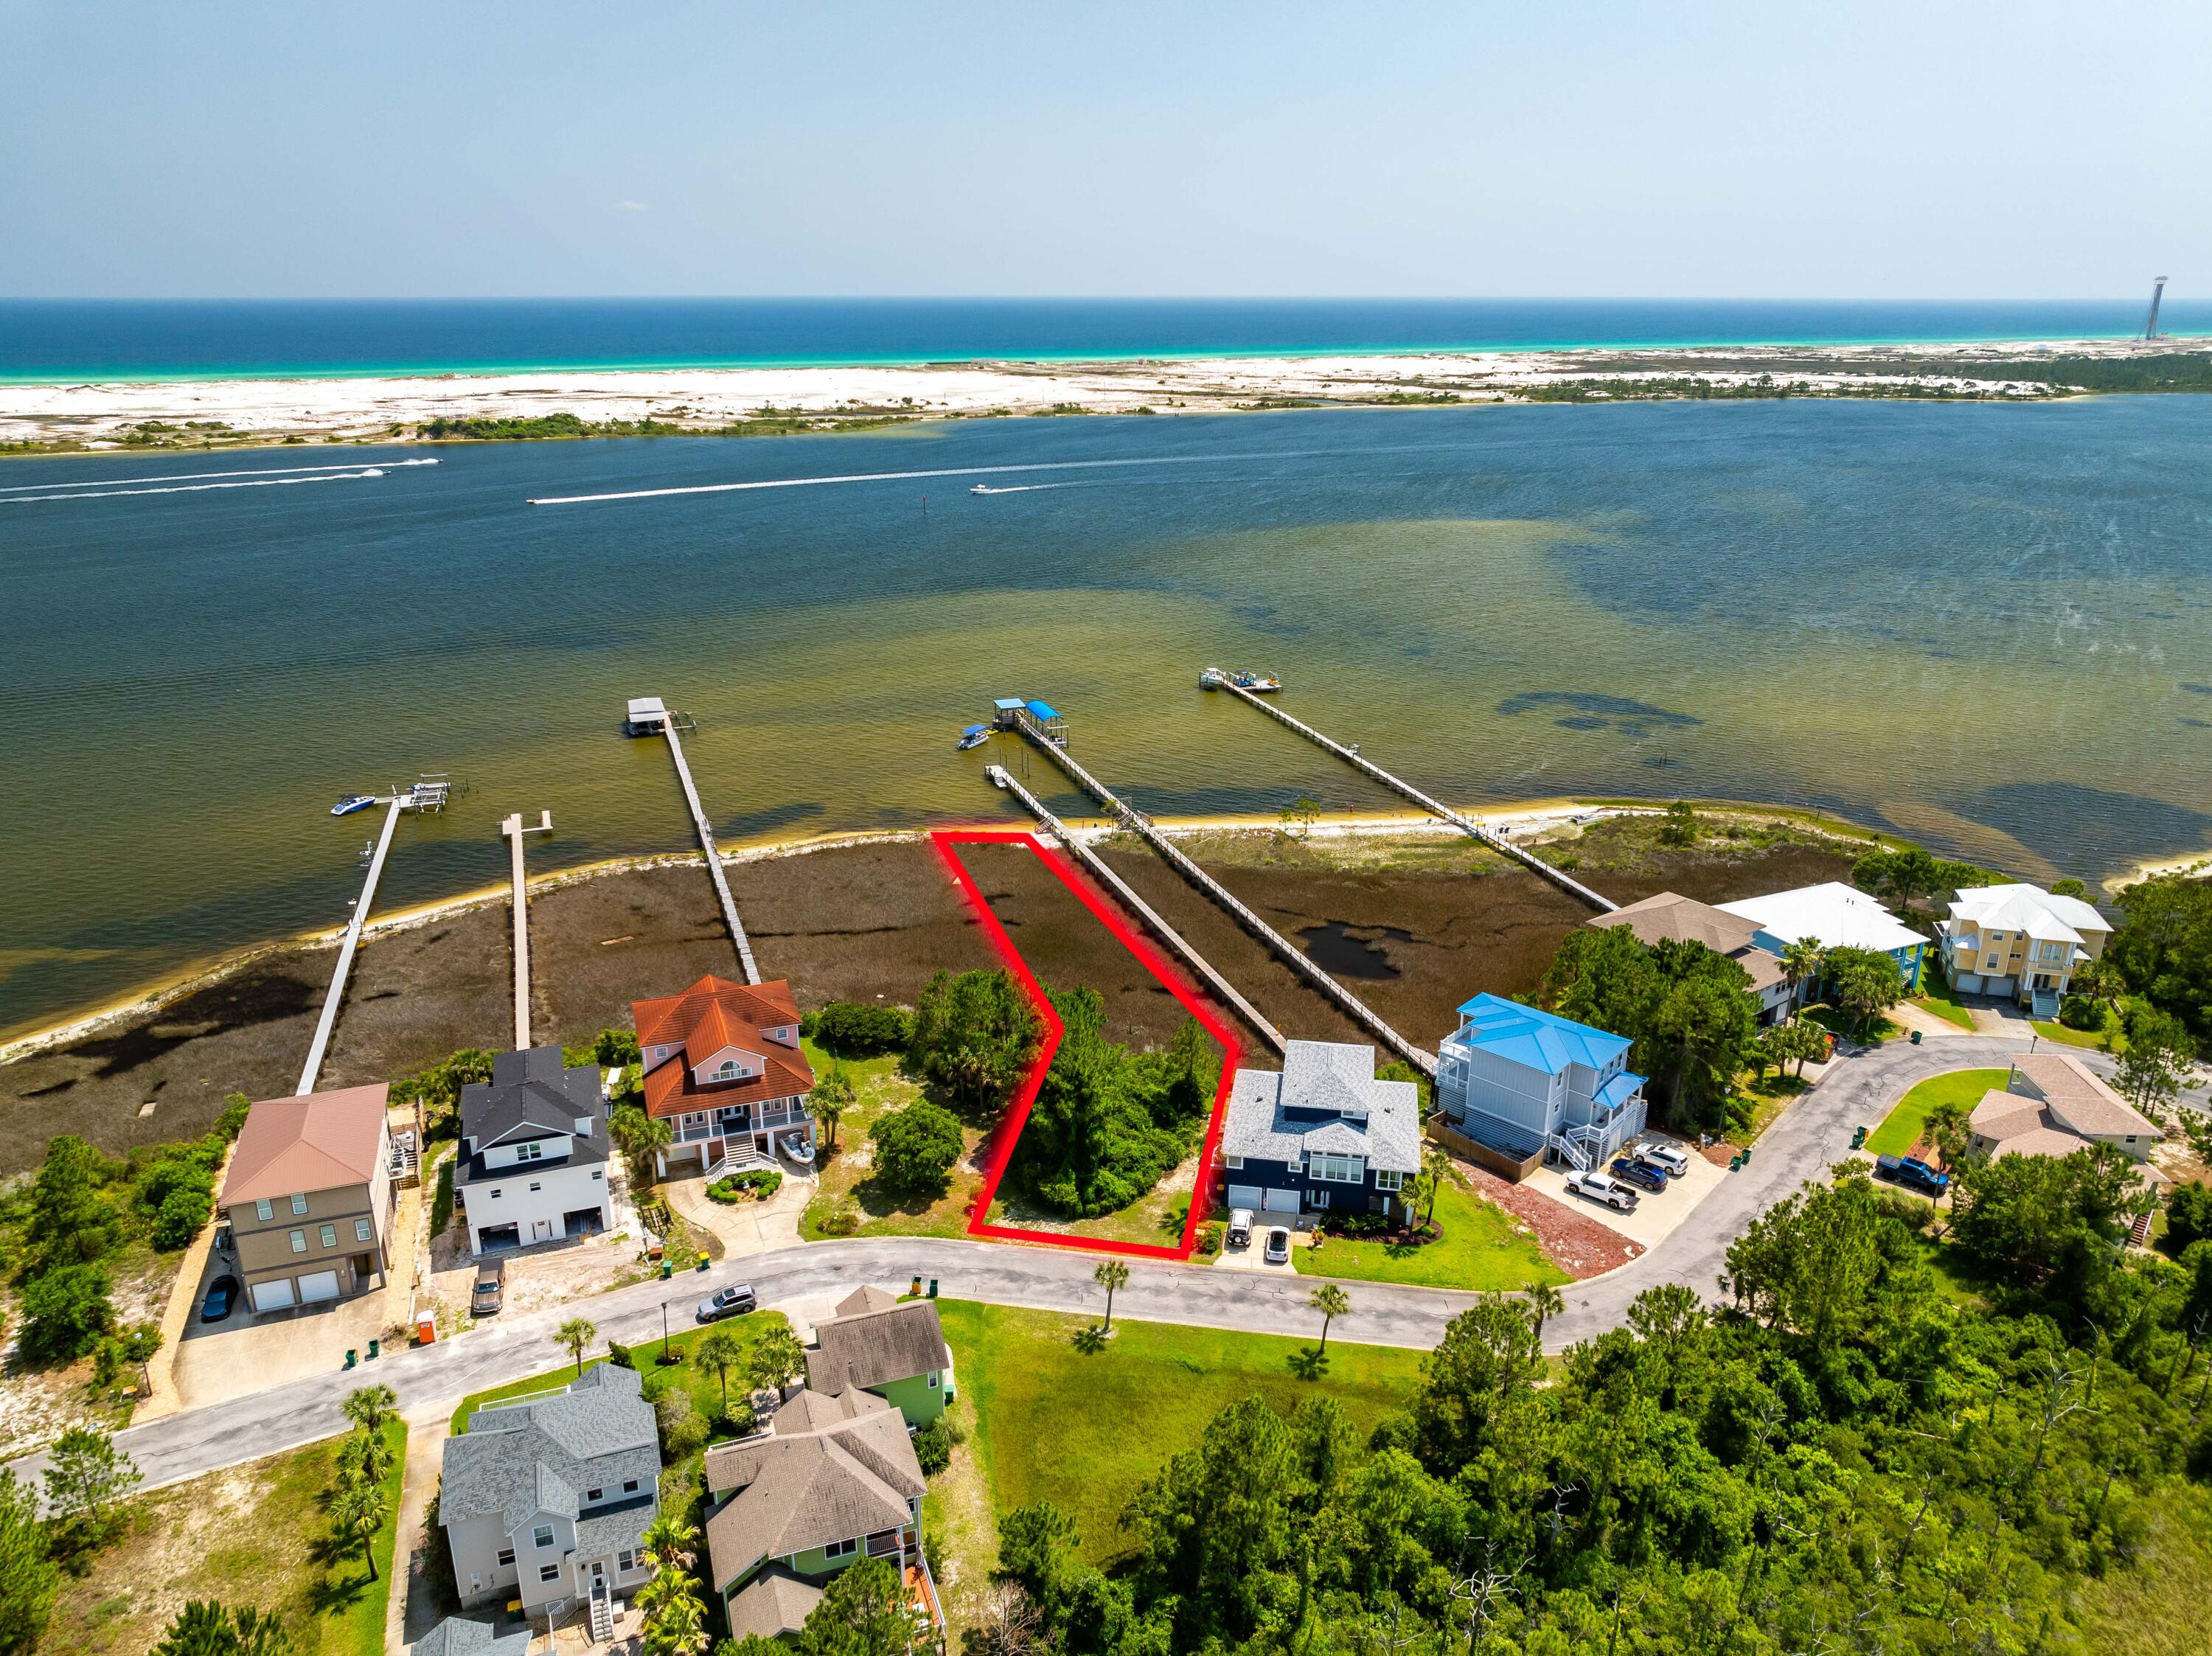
[1876,1154,1950,1197]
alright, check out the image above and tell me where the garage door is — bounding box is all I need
[1983,976,2014,997]
[1954,973,1983,995]
[1226,1185,1263,1210]
[250,1278,296,1313]
[297,1270,342,1305]
[1261,1188,1301,1213]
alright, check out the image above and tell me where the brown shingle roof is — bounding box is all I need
[703,1389,924,1592]
[1970,1089,2048,1142]
[2011,1054,2161,1141]
[725,1568,823,1641]
[1588,892,1787,993]
[220,1085,389,1207]
[806,1298,950,1396]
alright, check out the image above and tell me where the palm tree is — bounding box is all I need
[1526,1282,1565,1343]
[339,1424,393,1486]
[330,1477,390,1580]
[341,1382,397,1438]
[696,1328,745,1417]
[747,1323,807,1402]
[810,1061,856,1149]
[641,1511,701,1572]
[1780,937,1824,1009]
[555,1317,598,1377]
[1309,1283,1349,1352]
[1420,1147,1453,1228]
[1094,1259,1130,1332]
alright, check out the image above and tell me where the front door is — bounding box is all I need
[531,1218,554,1242]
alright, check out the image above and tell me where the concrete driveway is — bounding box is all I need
[12,1035,2117,1503]
[1522,1138,1728,1251]
[173,1273,397,1413]
[662,1163,817,1259]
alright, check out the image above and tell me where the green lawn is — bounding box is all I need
[2031,1020,2111,1051]
[938,1301,1427,1567]
[1866,1068,2009,1158]
[1910,981,1977,1029]
[796,1041,989,1242]
[448,1312,794,1434]
[1805,1003,1903,1043]
[1290,1167,1567,1290]
[38,1419,406,1656]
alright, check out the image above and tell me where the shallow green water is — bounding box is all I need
[1,399,2208,1037]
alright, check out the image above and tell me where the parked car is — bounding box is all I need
[1609,1158,1669,1194]
[199,1274,240,1323]
[1876,1154,1950,1198]
[1227,1208,1255,1248]
[471,1258,504,1317]
[1565,1169,1639,1211]
[1637,1141,1691,1177]
[1264,1226,1292,1264]
[696,1283,758,1323]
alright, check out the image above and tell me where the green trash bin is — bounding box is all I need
[344,1349,357,1369]
[367,1337,380,1360]
[661,1262,672,1280]
[696,1256,709,1273]
[1910,1029,1922,1045]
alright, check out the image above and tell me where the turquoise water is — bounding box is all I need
[2,298,2206,383]
[2,397,2209,1037]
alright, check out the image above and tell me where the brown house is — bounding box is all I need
[631,975,815,1177]
[218,1084,395,1314]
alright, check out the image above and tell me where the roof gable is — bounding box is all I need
[805,1298,951,1396]
[1451,993,1630,1075]
[220,1085,390,1207]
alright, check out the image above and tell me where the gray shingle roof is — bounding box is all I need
[412,1616,532,1656]
[703,1389,924,1592]
[573,1495,656,1559]
[1222,1042,1419,1175]
[804,1298,950,1396]
[442,1363,658,1534]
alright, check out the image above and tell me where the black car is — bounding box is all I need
[199,1274,240,1323]
[696,1284,757,1323]
[1609,1158,1669,1194]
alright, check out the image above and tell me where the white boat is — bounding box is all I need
[956,723,989,751]
[330,794,378,817]
[782,1132,816,1166]
[1231,670,1284,692]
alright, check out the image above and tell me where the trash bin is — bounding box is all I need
[367,1337,380,1360]
[696,1255,709,1273]
[416,1315,437,1345]
[661,1262,672,1280]
[927,1278,939,1299]
[344,1349,358,1369]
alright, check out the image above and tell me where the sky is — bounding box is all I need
[3,0,2207,299]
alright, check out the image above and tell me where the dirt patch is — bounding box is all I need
[1461,1160,1645,1280]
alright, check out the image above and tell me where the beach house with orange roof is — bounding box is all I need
[631,975,816,1177]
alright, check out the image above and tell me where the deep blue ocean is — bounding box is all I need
[2,297,2205,382]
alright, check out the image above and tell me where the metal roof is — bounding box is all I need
[992,697,1026,711]
[1449,992,1632,1076]
[1025,700,1060,720]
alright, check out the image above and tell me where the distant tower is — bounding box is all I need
[2145,276,2168,340]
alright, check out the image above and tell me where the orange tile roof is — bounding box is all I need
[220,1084,390,1207]
[630,975,813,1120]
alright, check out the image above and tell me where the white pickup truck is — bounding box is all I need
[1565,1169,1639,1211]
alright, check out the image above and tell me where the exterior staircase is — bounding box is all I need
[1546,1132,1592,1172]
[707,1141,777,1181]
[588,1579,614,1644]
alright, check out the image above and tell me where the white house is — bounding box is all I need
[454,1047,613,1255]
[1716,881,1929,995]
[1936,883,2112,1017]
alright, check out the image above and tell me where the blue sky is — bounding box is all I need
[4,0,2205,298]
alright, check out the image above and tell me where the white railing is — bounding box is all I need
[709,1143,777,1180]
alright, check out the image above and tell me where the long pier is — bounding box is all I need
[632,697,761,984]
[1203,673,1618,913]
[501,811,552,1049]
[296,795,407,1096]
[987,765,1284,1055]
[1001,710,1433,1075]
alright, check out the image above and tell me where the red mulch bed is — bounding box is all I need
[1461,1161,1644,1280]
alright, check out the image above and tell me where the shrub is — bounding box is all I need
[150,1186,212,1250]
[706,1168,783,1204]
[816,1199,861,1237]
[655,1389,705,1461]
[2059,994,2104,1031]
[1327,1209,1394,1239]
[807,1001,914,1056]
[710,1399,757,1438]
[908,969,1043,1111]
[2167,1182,2212,1254]
[870,1102,966,1193]
[608,1340,636,1370]
[913,1419,951,1476]
[1197,1221,1223,1257]
[1871,1188,1934,1232]
[19,1264,116,1363]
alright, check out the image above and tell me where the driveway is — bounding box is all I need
[8,1036,2112,1501]
[172,1258,397,1413]
[661,1163,817,1259]
[1522,1137,1728,1251]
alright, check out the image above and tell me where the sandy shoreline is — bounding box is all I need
[0,336,2151,449]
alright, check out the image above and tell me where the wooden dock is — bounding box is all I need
[501,810,553,1048]
[630,697,761,984]
[1202,673,1618,913]
[1001,709,1434,1075]
[987,764,1285,1055]
[296,794,406,1096]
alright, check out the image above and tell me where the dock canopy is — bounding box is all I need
[626,695,669,728]
[1025,700,1061,721]
[961,724,987,736]
[992,698,1026,712]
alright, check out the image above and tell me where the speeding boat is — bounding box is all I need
[970,483,992,495]
[331,794,378,817]
[782,1132,816,1166]
[956,723,990,750]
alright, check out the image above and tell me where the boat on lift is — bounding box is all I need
[330,794,378,817]
[1231,669,1284,692]
[956,723,990,751]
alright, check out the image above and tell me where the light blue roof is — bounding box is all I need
[992,697,1026,711]
[1025,699,1061,720]
[1593,1071,1646,1111]
[1452,992,1632,1075]
[961,724,987,735]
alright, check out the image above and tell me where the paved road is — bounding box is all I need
[4,1034,2107,1497]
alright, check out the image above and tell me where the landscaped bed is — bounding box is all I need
[1866,1068,2009,1158]
[1290,1164,1567,1290]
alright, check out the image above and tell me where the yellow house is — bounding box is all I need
[1936,883,2110,1017]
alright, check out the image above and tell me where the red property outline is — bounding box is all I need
[931,829,1242,1261]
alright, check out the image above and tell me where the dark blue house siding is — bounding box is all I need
[1224,1156,1396,1214]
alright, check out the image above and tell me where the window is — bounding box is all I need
[489,1189,502,1199]
[1225,1155,1244,1169]
[591,1170,604,1181]
[539,1565,560,1584]
[289,1229,307,1253]
[319,1224,337,1248]
[515,1141,543,1163]
[586,1487,603,1502]
[497,1547,515,1568]
[622,1478,640,1494]
[533,1524,555,1549]
[714,1060,740,1079]
[824,1538,858,1561]
[928,1373,939,1388]
[1307,1152,1365,1184]
[291,1194,309,1216]
[355,1218,372,1242]
[1374,1169,1404,1191]
[255,1198,273,1222]
[529,1182,541,1193]
[1984,955,2000,971]
[617,1549,638,1573]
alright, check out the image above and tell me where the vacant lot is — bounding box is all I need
[1289,1163,1567,1290]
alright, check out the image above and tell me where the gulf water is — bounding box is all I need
[3,397,2210,1038]
[4,297,2208,382]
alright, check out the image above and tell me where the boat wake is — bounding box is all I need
[0,465,411,504]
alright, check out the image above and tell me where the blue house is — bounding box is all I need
[1221,1042,1421,1221]
[1436,994,1647,1172]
